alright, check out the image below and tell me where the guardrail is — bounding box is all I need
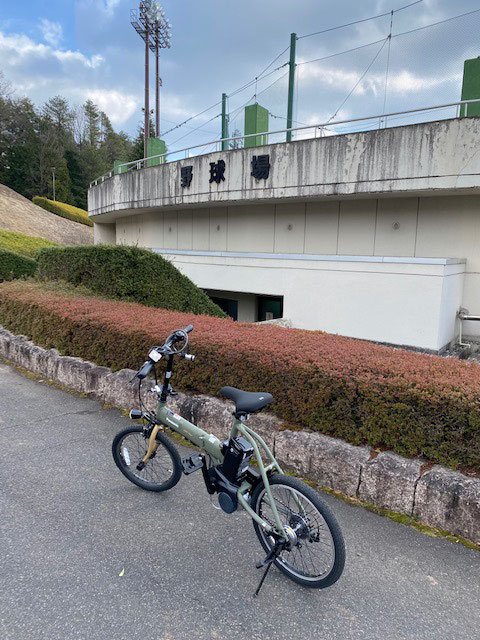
[89,99,480,187]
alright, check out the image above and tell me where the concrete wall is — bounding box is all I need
[94,222,116,244]
[157,252,464,351]
[123,195,480,307]
[89,117,480,217]
[112,194,477,349]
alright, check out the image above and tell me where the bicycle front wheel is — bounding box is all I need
[251,474,345,588]
[112,426,182,492]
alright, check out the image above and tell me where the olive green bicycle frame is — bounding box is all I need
[144,400,287,536]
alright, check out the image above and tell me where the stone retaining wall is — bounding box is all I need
[1,326,479,545]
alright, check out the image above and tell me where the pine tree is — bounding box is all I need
[65,148,88,208]
[42,96,74,145]
[83,100,101,147]
[0,88,134,207]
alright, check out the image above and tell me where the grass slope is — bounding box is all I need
[32,197,92,227]
[0,184,93,245]
[0,230,59,258]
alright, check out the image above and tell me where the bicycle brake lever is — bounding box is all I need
[149,383,177,396]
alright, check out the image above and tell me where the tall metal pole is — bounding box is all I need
[144,20,150,158]
[155,20,160,137]
[221,93,229,151]
[286,32,297,143]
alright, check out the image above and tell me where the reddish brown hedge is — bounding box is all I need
[1,280,480,471]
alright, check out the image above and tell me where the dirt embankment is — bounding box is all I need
[0,184,93,246]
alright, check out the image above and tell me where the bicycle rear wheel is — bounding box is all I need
[251,474,345,588]
[112,426,182,492]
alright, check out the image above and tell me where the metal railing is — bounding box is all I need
[89,99,480,187]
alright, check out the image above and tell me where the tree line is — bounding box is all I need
[0,73,146,209]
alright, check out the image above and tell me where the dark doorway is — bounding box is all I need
[257,296,283,322]
[211,296,238,320]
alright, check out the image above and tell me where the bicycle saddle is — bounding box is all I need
[219,386,273,417]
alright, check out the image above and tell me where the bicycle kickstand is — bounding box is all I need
[253,540,285,598]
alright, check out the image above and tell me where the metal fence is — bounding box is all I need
[89,98,480,187]
[90,6,480,187]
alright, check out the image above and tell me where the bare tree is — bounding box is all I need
[0,71,13,99]
[72,105,87,145]
[229,128,243,149]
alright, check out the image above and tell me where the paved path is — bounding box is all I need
[0,362,479,640]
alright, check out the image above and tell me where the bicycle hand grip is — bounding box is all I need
[137,360,154,379]
[183,324,193,334]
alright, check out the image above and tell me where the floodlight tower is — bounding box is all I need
[131,1,172,158]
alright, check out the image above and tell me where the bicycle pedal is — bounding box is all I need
[181,453,204,475]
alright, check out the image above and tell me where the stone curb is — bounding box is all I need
[1,326,479,545]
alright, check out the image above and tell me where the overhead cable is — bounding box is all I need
[298,0,423,40]
[391,5,480,38]
[168,112,221,147]
[299,6,480,68]
[161,44,290,137]
[227,63,288,98]
[297,37,387,66]
[160,101,221,137]
[256,70,289,97]
[327,36,390,123]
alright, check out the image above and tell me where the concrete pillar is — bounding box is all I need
[147,137,167,167]
[460,57,480,117]
[244,103,268,148]
[93,222,116,245]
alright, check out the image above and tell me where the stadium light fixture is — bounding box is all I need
[131,1,172,157]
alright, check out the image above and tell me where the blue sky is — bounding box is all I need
[1,0,480,152]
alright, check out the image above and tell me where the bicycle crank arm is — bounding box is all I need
[137,424,162,470]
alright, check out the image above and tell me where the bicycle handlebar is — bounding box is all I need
[131,325,195,382]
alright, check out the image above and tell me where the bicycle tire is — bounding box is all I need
[250,474,345,588]
[112,425,182,492]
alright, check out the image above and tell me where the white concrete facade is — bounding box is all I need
[154,251,465,351]
[88,117,480,351]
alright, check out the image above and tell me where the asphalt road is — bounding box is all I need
[1,361,479,640]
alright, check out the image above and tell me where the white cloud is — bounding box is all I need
[297,61,458,98]
[76,0,122,18]
[84,88,138,125]
[39,18,63,48]
[298,63,362,91]
[160,93,201,122]
[0,31,103,70]
[105,0,121,11]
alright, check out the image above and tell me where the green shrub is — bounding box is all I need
[32,196,93,227]
[0,230,59,258]
[0,249,37,281]
[1,279,480,472]
[36,244,226,317]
